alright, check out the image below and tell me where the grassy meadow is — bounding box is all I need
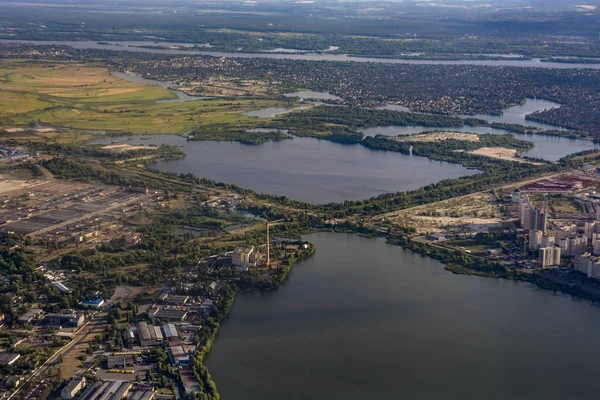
[0,59,288,136]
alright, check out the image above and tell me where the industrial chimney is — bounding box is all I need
[266,221,270,267]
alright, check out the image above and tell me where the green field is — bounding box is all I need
[0,60,287,136]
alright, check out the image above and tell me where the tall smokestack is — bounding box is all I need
[266,221,270,267]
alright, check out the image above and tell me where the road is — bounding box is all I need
[8,312,107,399]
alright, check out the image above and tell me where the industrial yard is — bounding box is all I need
[0,179,156,248]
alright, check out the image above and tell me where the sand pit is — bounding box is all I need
[102,144,157,152]
[395,132,479,143]
[469,147,541,164]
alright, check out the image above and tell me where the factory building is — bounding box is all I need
[61,377,86,400]
[44,313,84,328]
[162,323,179,340]
[232,246,255,271]
[137,322,163,346]
[106,352,140,368]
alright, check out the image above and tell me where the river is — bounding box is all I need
[206,233,600,400]
[3,40,600,70]
[459,98,567,131]
[90,134,477,204]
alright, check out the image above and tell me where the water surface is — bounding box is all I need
[206,233,600,400]
[284,90,341,101]
[243,108,290,117]
[460,99,566,131]
[359,125,598,162]
[90,135,477,203]
[3,40,600,69]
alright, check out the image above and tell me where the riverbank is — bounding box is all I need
[191,241,316,399]
[205,232,600,399]
[384,233,600,303]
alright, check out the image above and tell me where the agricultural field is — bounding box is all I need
[0,60,285,135]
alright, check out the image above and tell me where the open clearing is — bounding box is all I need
[373,192,510,234]
[469,147,541,164]
[395,131,479,143]
[102,144,157,152]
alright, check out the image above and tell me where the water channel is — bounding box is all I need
[91,135,477,204]
[110,71,206,103]
[206,233,600,400]
[3,40,600,69]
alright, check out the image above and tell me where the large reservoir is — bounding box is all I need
[206,233,600,400]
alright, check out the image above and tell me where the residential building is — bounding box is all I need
[593,234,600,256]
[540,247,561,268]
[558,236,587,257]
[17,308,43,324]
[584,221,600,239]
[541,235,555,248]
[574,253,600,279]
[529,230,542,251]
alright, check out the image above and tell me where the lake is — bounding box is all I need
[206,233,600,400]
[90,135,478,204]
[3,40,600,70]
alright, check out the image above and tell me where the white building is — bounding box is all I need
[540,247,561,268]
[529,230,542,251]
[593,234,600,256]
[558,236,587,257]
[574,253,600,279]
[541,235,555,248]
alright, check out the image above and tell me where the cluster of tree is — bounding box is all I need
[41,157,187,191]
[26,141,184,161]
[123,55,600,136]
